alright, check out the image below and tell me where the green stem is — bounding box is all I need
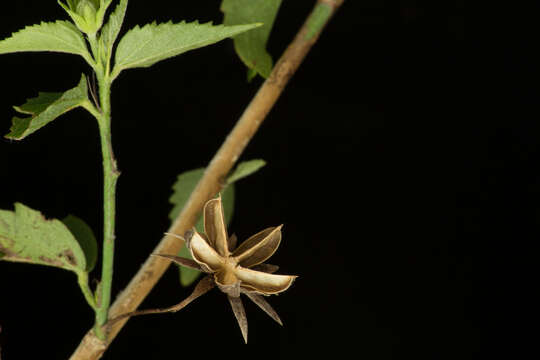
[93,70,119,340]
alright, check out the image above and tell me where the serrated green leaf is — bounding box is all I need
[112,20,261,78]
[169,167,204,286]
[0,20,92,63]
[100,0,128,61]
[62,215,98,272]
[227,159,266,184]
[0,203,87,274]
[5,75,89,140]
[169,168,205,222]
[222,0,282,79]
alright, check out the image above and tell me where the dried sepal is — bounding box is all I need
[152,253,203,271]
[244,292,283,326]
[228,295,248,343]
[204,196,229,256]
[233,225,282,268]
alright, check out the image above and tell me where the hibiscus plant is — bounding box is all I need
[0,0,342,357]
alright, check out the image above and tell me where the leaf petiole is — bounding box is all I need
[77,271,98,310]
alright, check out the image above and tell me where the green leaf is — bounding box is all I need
[58,0,113,35]
[169,167,204,286]
[169,161,263,287]
[169,168,205,222]
[62,215,98,272]
[100,0,128,61]
[227,159,266,184]
[221,0,282,79]
[0,203,87,274]
[221,185,235,227]
[5,75,89,140]
[0,20,92,63]
[169,168,237,223]
[112,20,261,78]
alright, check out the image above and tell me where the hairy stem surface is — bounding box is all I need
[70,0,343,358]
[93,70,120,340]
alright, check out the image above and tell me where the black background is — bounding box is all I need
[1,1,531,359]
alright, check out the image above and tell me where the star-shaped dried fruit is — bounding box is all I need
[112,195,297,343]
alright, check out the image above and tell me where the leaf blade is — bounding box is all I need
[0,20,91,62]
[113,21,261,76]
[62,215,98,272]
[0,203,87,273]
[227,159,266,184]
[5,75,89,140]
[100,0,129,62]
[222,0,282,79]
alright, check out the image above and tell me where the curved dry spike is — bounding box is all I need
[228,295,248,343]
[151,254,204,271]
[245,292,283,326]
[106,275,215,326]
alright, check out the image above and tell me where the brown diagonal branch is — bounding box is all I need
[69,0,344,358]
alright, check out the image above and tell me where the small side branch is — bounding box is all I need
[69,1,344,358]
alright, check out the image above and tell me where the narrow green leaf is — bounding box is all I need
[0,20,92,62]
[227,159,266,184]
[62,215,98,272]
[0,203,87,274]
[113,20,261,77]
[5,75,89,140]
[222,0,282,79]
[100,0,128,61]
